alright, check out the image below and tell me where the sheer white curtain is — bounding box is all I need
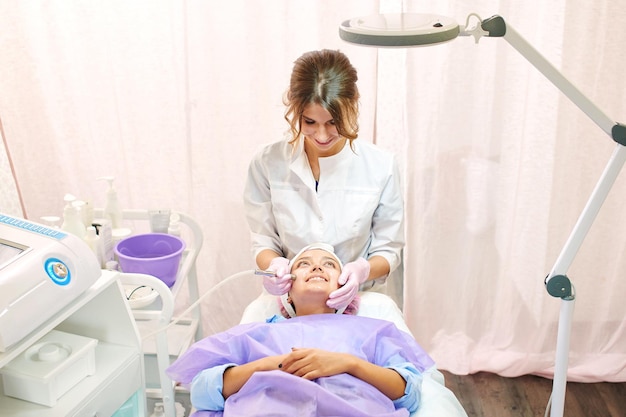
[392,1,626,382]
[0,0,623,383]
[0,128,22,217]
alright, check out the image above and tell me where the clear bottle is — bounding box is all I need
[79,198,94,228]
[40,216,61,229]
[61,194,86,239]
[168,212,181,236]
[149,402,165,417]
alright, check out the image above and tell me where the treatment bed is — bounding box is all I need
[232,284,468,417]
[149,267,468,417]
[98,211,465,416]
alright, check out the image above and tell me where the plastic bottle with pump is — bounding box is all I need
[61,194,87,239]
[99,176,122,229]
[85,226,106,268]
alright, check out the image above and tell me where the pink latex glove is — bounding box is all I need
[263,256,292,295]
[326,257,370,310]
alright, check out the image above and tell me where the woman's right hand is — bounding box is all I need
[263,256,292,295]
[279,348,350,380]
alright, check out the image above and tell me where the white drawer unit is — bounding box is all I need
[0,270,145,417]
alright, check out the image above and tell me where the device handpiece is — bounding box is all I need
[254,269,296,280]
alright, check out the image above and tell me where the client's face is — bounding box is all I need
[289,249,341,300]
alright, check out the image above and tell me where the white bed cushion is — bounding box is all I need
[417,367,468,417]
[240,290,413,335]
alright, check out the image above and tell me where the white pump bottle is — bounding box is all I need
[99,176,122,229]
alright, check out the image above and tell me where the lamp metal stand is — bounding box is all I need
[468,15,626,417]
[339,12,625,417]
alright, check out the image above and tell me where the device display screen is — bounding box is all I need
[0,239,29,270]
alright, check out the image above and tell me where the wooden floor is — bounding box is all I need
[441,370,626,417]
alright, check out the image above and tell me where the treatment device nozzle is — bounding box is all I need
[254,269,296,280]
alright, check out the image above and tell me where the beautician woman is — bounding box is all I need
[244,49,404,311]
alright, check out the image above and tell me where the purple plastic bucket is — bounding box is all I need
[114,233,185,287]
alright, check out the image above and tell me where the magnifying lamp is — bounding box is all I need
[340,12,626,417]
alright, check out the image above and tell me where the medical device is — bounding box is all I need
[254,269,296,280]
[0,213,101,352]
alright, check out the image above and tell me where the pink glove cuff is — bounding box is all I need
[353,257,371,284]
[338,257,370,285]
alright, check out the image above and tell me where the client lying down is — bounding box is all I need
[166,243,435,416]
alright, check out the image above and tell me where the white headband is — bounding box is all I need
[288,242,343,269]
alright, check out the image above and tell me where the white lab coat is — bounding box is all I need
[244,138,404,287]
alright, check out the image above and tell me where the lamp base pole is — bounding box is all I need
[550,296,575,417]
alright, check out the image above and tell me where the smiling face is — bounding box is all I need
[288,248,342,315]
[301,103,347,158]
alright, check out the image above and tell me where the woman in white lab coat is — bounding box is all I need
[244,49,404,311]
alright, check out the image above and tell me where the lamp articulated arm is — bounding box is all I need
[473,14,626,417]
[478,15,625,144]
[468,15,626,299]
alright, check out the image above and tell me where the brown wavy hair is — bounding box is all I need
[284,49,360,148]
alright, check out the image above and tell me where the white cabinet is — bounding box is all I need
[0,270,145,417]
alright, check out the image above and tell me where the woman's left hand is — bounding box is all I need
[326,258,370,310]
[279,348,351,380]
